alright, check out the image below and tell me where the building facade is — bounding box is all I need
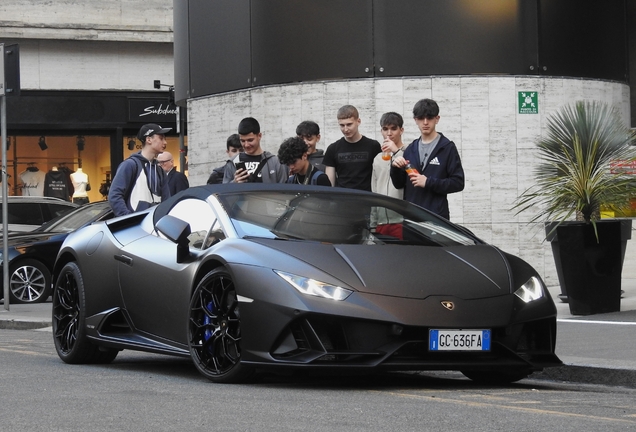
[174,0,636,283]
[1,0,180,203]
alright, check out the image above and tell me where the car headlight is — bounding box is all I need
[514,276,544,303]
[274,270,352,301]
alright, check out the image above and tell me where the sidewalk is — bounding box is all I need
[0,300,53,330]
[2,280,636,387]
[536,278,636,387]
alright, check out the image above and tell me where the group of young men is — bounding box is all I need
[108,98,465,222]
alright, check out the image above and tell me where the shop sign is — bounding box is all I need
[518,91,538,114]
[128,98,178,123]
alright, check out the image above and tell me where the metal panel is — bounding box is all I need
[2,44,21,97]
[179,0,629,95]
[537,0,627,82]
[628,0,636,126]
[189,0,252,97]
[173,0,190,105]
[373,0,535,77]
[250,0,374,86]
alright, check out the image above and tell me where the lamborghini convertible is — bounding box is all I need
[52,183,561,383]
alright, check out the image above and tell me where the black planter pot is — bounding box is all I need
[546,220,632,305]
[545,222,569,302]
[548,220,628,315]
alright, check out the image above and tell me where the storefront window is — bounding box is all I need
[3,135,110,204]
[2,133,187,203]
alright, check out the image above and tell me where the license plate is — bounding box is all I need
[429,329,491,351]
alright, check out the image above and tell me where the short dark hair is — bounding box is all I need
[380,112,404,128]
[226,134,242,150]
[238,117,260,135]
[412,99,440,119]
[337,105,359,120]
[296,120,320,137]
[277,136,308,165]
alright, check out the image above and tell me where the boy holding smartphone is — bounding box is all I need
[222,117,288,183]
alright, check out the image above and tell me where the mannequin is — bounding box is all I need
[70,168,90,205]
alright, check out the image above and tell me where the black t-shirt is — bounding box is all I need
[238,153,265,183]
[322,136,381,191]
[43,170,72,201]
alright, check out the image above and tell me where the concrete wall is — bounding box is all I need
[186,75,634,285]
[0,0,174,91]
[0,0,173,42]
[10,39,173,91]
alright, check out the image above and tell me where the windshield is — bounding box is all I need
[217,191,478,247]
[39,202,112,233]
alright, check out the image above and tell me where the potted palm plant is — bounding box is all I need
[515,100,636,315]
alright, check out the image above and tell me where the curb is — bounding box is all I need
[532,365,636,388]
[0,320,52,331]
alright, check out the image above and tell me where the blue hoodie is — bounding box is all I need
[390,133,464,220]
[108,152,170,216]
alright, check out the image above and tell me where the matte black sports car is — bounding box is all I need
[0,201,113,304]
[52,184,561,383]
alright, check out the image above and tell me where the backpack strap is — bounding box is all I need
[310,169,324,185]
[247,154,271,182]
[252,156,270,178]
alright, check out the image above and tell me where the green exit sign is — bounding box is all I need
[518,92,538,114]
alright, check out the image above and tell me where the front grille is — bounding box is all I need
[270,314,557,367]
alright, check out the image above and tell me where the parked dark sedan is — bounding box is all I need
[52,184,561,384]
[1,196,77,234]
[0,201,113,304]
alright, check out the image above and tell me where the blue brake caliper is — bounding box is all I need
[204,301,215,345]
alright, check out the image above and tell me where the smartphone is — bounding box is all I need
[235,162,246,172]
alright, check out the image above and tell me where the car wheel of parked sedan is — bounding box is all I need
[52,262,118,364]
[461,368,530,384]
[188,267,253,383]
[8,259,51,304]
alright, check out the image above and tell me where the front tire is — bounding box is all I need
[52,262,118,364]
[9,259,51,304]
[188,267,252,383]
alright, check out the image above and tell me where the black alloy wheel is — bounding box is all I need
[9,259,51,304]
[52,262,118,364]
[188,267,252,383]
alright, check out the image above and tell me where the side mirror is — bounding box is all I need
[155,214,191,263]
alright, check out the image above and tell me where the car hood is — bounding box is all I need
[250,240,512,300]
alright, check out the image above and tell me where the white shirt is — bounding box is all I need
[20,170,46,196]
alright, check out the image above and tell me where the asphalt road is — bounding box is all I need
[1,328,636,432]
